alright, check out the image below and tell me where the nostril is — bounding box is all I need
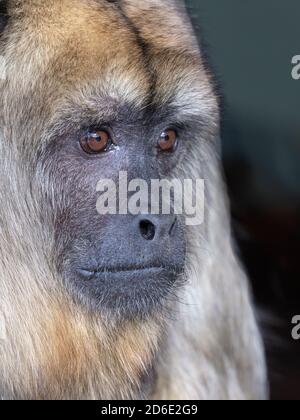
[139,219,156,241]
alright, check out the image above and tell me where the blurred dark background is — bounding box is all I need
[185,0,300,400]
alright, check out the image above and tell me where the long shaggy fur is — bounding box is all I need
[0,0,267,400]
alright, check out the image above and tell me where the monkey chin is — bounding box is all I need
[64,265,185,322]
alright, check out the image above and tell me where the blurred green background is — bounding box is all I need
[186,0,300,206]
[185,0,300,400]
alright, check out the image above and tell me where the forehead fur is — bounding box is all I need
[2,0,218,129]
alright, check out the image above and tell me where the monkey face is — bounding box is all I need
[48,117,187,320]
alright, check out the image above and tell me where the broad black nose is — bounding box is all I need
[137,214,177,242]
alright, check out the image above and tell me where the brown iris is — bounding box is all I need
[80,130,111,154]
[158,129,178,152]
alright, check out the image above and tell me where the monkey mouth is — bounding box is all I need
[65,264,184,319]
[77,266,179,280]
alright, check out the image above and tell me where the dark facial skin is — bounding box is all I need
[43,105,187,321]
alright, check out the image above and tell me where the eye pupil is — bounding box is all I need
[80,130,110,154]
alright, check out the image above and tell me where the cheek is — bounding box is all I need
[53,174,104,238]
[41,156,106,253]
[48,148,107,211]
[53,196,109,276]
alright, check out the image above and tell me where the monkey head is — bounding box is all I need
[0,0,218,325]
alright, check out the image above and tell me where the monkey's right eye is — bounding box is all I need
[80,130,111,154]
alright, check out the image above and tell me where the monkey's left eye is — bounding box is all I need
[80,130,111,154]
[158,129,178,152]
